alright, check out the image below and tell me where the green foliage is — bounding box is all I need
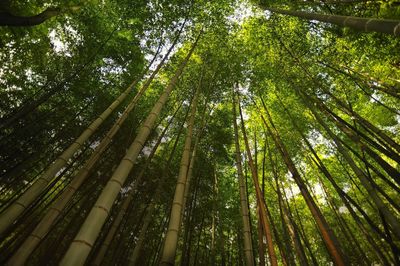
[0,0,399,265]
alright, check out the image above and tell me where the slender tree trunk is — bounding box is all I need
[211,167,217,266]
[237,95,278,266]
[91,109,177,265]
[180,182,197,266]
[180,104,208,227]
[263,6,400,36]
[193,212,206,266]
[257,214,265,266]
[0,76,140,235]
[233,97,255,266]
[6,37,182,266]
[276,180,309,266]
[282,184,319,266]
[264,203,291,266]
[305,99,400,241]
[59,35,199,266]
[259,97,347,265]
[128,107,188,266]
[275,94,393,264]
[0,7,62,26]
[159,81,201,265]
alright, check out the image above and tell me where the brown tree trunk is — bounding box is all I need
[259,97,347,265]
[233,95,255,266]
[305,100,400,241]
[0,7,60,26]
[237,95,278,266]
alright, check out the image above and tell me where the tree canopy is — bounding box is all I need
[0,0,399,265]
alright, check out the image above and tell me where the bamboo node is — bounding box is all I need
[14,201,27,209]
[394,23,400,35]
[94,205,110,215]
[72,239,93,248]
[172,201,183,207]
[30,233,43,240]
[109,178,123,188]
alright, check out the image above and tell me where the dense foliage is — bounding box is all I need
[0,0,399,265]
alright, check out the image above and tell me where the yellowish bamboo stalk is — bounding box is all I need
[59,36,199,266]
[92,107,178,265]
[7,56,173,266]
[159,84,201,266]
[0,77,139,235]
[232,96,255,266]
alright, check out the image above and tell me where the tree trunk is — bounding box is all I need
[0,7,60,26]
[237,95,278,266]
[306,100,400,241]
[233,96,255,266]
[180,104,208,227]
[128,108,188,266]
[5,36,182,265]
[159,81,201,265]
[264,6,400,36]
[259,97,348,266]
[59,35,199,266]
[276,179,309,266]
[91,109,177,265]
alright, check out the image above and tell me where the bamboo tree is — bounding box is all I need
[259,97,348,266]
[91,106,179,265]
[263,6,400,36]
[237,95,278,266]
[159,80,201,265]
[211,167,218,266]
[233,95,255,266]
[276,178,309,266]
[0,76,141,235]
[6,30,184,265]
[59,35,200,266]
[302,95,400,241]
[180,173,201,266]
[275,94,394,264]
[128,105,189,266]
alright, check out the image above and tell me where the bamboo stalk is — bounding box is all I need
[59,35,200,266]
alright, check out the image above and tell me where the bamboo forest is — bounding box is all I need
[0,0,400,265]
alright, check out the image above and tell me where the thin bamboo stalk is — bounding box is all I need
[159,82,201,265]
[59,35,200,266]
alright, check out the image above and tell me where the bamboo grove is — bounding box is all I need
[0,0,399,265]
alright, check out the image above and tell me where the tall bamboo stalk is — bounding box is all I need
[237,96,278,266]
[180,105,209,226]
[6,34,182,266]
[159,83,201,266]
[59,36,200,266]
[0,77,140,235]
[91,107,179,265]
[127,108,188,266]
[265,6,400,36]
[259,97,348,266]
[232,96,255,266]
